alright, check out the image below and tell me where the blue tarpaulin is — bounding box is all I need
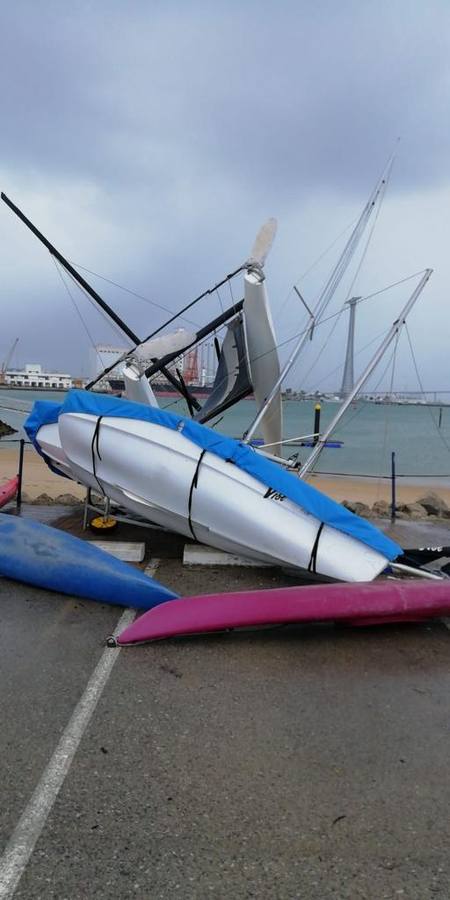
[25,390,402,561]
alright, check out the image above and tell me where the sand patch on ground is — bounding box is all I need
[1,446,450,506]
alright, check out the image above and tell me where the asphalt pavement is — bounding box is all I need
[1,510,450,898]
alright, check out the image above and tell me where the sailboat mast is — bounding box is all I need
[242,164,393,447]
[1,193,141,345]
[298,268,433,478]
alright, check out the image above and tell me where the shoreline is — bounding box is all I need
[1,446,450,505]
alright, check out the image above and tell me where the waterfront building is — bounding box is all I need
[4,364,73,389]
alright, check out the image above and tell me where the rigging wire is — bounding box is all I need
[215,286,224,314]
[318,342,399,444]
[84,265,245,390]
[62,267,135,347]
[343,160,394,303]
[52,259,106,369]
[288,161,395,391]
[255,269,428,375]
[313,325,392,391]
[68,260,201,328]
[132,267,430,420]
[275,216,359,326]
[294,306,346,391]
[376,330,400,489]
[404,323,450,456]
[150,268,429,416]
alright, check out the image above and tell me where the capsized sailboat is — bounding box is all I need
[25,389,401,582]
[1,180,433,586]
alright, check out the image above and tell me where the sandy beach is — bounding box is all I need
[2,445,450,506]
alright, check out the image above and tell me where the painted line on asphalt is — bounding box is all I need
[0,606,135,900]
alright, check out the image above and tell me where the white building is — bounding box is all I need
[5,364,73,389]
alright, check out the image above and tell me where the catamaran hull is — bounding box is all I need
[35,412,389,582]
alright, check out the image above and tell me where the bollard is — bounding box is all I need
[16,438,25,508]
[390,451,396,522]
[313,403,321,445]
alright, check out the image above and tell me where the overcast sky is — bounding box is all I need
[1,0,449,391]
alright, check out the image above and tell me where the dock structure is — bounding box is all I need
[340,297,359,398]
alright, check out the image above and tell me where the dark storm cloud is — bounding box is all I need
[2,0,450,197]
[1,0,449,382]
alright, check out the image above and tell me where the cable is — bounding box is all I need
[68,260,201,328]
[52,259,106,369]
[404,323,450,456]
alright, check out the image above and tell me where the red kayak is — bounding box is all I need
[117,578,450,645]
[0,475,18,509]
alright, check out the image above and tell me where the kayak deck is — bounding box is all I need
[117,578,450,644]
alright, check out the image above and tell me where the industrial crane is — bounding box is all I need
[0,337,19,383]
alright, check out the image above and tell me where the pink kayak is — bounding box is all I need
[0,476,18,509]
[117,578,450,644]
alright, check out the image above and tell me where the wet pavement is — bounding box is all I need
[1,509,450,898]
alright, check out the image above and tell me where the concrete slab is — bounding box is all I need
[90,541,146,562]
[183,544,270,567]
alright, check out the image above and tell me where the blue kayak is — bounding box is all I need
[0,514,178,609]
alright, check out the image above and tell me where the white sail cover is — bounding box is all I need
[244,271,283,454]
[133,329,196,365]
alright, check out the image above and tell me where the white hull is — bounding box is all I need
[36,413,388,582]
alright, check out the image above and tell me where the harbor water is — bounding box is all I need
[1,388,450,481]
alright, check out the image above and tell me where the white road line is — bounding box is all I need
[0,606,135,900]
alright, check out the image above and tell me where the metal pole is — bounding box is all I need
[16,438,24,508]
[243,166,394,448]
[313,403,321,444]
[1,193,141,345]
[84,299,244,391]
[391,451,396,521]
[298,268,433,477]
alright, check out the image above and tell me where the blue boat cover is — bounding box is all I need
[25,390,402,560]
[0,513,178,610]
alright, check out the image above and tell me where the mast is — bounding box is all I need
[243,164,392,446]
[298,268,433,478]
[1,193,141,345]
[339,297,359,397]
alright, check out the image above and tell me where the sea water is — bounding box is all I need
[1,389,450,481]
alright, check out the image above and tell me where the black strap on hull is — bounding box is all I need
[91,416,105,495]
[308,522,324,573]
[187,449,207,540]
